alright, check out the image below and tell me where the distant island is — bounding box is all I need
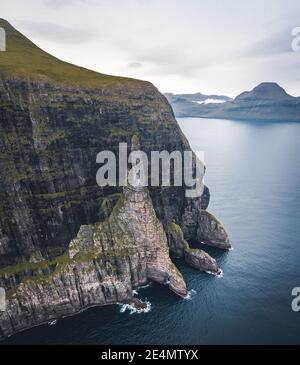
[165,83,300,122]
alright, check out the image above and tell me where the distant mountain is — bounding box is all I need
[234,82,291,102]
[166,83,300,122]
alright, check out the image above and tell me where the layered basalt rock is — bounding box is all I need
[0,178,187,339]
[166,222,220,274]
[196,211,231,250]
[180,198,231,250]
[0,20,231,340]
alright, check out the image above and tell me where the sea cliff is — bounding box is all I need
[0,19,230,340]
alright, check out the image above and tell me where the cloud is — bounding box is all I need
[1,0,300,95]
[19,20,96,44]
[236,28,295,59]
[128,62,142,69]
[44,0,88,7]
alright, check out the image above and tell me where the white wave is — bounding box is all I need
[131,283,152,297]
[217,269,224,278]
[136,282,152,291]
[205,268,224,278]
[184,289,197,300]
[48,320,57,326]
[118,300,151,315]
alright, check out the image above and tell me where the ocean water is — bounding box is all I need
[3,117,300,345]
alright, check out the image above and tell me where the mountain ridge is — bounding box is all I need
[235,82,294,102]
[166,82,300,122]
[0,18,147,89]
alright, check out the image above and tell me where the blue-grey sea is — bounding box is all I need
[3,117,300,345]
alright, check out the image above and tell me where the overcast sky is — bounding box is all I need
[2,0,300,96]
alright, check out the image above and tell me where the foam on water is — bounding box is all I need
[131,283,152,297]
[118,300,151,315]
[184,289,197,300]
[136,283,152,291]
[48,320,57,326]
[205,268,224,278]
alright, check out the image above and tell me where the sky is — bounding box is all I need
[1,0,300,97]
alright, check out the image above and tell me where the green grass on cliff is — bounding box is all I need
[0,19,146,89]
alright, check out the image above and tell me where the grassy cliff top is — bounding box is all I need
[0,19,146,89]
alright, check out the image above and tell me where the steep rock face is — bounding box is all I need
[0,182,187,339]
[196,211,231,249]
[179,197,230,250]
[0,19,193,266]
[0,76,191,266]
[0,20,231,340]
[166,222,220,274]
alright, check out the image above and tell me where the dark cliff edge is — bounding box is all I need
[0,19,230,340]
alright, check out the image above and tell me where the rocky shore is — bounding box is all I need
[0,19,230,340]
